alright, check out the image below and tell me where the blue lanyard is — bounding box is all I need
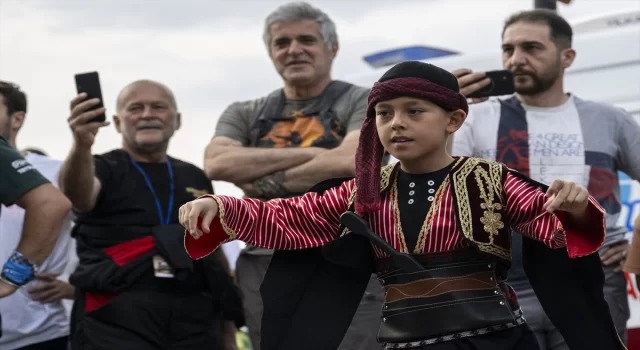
[130,158,174,225]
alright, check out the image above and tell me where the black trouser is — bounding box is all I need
[408,325,540,350]
[16,336,69,350]
[71,289,223,350]
[513,263,629,350]
[236,253,384,350]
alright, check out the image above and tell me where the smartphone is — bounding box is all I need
[74,71,106,123]
[466,70,515,99]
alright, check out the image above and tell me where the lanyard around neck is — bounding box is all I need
[130,158,175,225]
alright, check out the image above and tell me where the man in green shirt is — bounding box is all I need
[0,81,72,299]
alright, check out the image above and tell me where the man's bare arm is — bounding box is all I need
[13,183,71,265]
[58,145,102,213]
[280,130,361,192]
[204,136,324,184]
[634,215,640,288]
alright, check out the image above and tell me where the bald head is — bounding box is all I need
[113,79,182,158]
[116,80,178,113]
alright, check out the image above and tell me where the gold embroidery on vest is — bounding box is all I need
[340,184,358,237]
[479,244,510,261]
[474,166,504,241]
[390,173,409,253]
[414,176,450,254]
[341,162,393,237]
[452,158,510,261]
[340,163,398,246]
[416,156,465,253]
[380,163,396,192]
[452,158,477,241]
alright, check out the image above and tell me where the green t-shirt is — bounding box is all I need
[0,136,49,205]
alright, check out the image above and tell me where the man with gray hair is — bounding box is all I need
[204,2,383,349]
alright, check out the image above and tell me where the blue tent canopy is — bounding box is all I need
[363,46,459,68]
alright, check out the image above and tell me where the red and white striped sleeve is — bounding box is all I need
[184,179,355,259]
[504,172,606,258]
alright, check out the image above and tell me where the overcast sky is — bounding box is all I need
[1,0,638,196]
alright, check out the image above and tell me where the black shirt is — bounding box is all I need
[74,149,214,292]
[75,149,213,227]
[397,161,454,253]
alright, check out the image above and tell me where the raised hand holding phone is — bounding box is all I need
[453,68,491,104]
[452,68,516,104]
[74,72,106,123]
[69,72,110,149]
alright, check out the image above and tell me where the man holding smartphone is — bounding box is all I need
[59,79,243,350]
[452,9,640,349]
[0,81,73,347]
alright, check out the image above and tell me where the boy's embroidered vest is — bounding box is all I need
[336,157,521,345]
[340,157,514,264]
[448,157,512,263]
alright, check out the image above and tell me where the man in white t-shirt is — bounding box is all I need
[0,82,76,350]
[451,10,640,349]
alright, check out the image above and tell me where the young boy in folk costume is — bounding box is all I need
[180,61,625,350]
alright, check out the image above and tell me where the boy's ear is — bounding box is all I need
[446,109,467,134]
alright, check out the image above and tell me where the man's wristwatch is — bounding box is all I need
[1,250,38,287]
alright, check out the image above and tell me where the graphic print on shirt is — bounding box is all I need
[256,110,345,149]
[585,151,620,214]
[497,97,587,189]
[186,187,208,198]
[464,95,625,222]
[496,98,530,176]
[455,95,636,250]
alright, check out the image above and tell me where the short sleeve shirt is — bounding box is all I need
[212,83,369,256]
[71,149,216,292]
[214,84,370,145]
[73,149,214,227]
[0,136,49,205]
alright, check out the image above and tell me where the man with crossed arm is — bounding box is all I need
[204,3,383,350]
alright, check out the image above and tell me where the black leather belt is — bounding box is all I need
[376,259,517,344]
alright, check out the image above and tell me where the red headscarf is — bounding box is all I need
[354,63,469,215]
